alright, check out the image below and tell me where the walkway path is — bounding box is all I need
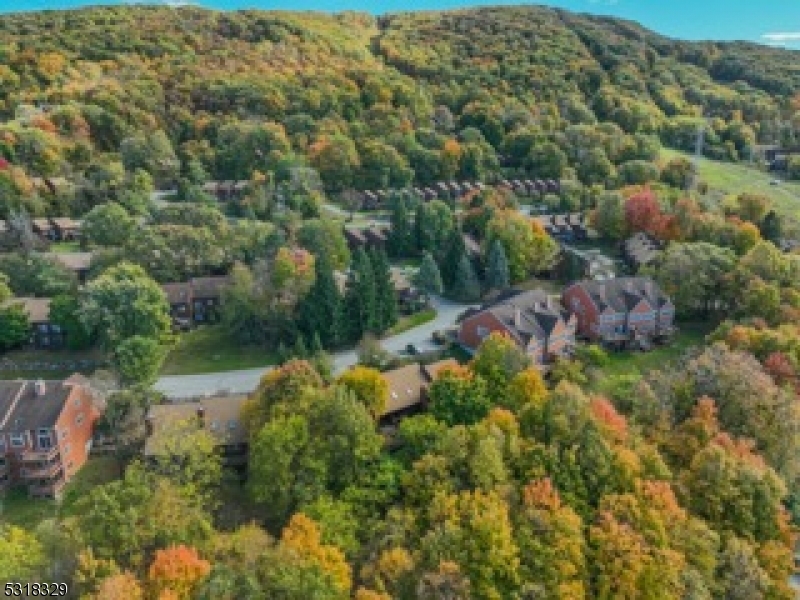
[154,296,475,399]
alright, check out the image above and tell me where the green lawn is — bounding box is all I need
[160,325,277,375]
[589,321,714,395]
[0,456,119,529]
[386,308,437,336]
[48,241,83,253]
[661,147,800,219]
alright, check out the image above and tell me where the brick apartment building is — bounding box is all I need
[0,375,102,498]
[458,289,577,365]
[562,277,675,349]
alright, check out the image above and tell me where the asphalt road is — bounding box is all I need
[154,296,475,399]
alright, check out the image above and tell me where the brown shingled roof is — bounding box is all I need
[4,297,51,323]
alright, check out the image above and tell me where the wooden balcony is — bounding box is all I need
[28,475,66,498]
[21,445,59,462]
[21,458,62,479]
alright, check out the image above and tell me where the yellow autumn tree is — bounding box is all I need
[281,513,352,594]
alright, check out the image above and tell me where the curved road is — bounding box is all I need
[154,296,476,400]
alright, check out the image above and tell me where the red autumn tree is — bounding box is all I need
[624,187,663,237]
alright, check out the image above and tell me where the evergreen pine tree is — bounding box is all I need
[298,253,343,349]
[370,249,397,334]
[451,253,481,302]
[388,197,413,258]
[485,238,511,291]
[292,334,308,358]
[414,252,444,296]
[311,332,324,356]
[276,340,288,363]
[345,248,377,341]
[414,203,432,255]
[442,228,467,291]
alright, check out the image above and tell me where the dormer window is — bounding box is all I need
[9,433,24,448]
[227,420,237,430]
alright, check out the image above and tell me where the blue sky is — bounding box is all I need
[3,0,800,49]
[534,0,800,47]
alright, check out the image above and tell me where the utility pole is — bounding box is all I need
[688,119,706,193]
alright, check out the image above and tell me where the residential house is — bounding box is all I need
[31,218,57,241]
[144,395,249,472]
[562,277,675,349]
[535,213,589,243]
[379,358,460,424]
[50,218,82,242]
[4,297,64,349]
[391,268,428,314]
[201,180,250,202]
[561,247,616,281]
[623,232,662,272]
[344,226,389,252]
[162,282,193,329]
[189,276,228,324]
[0,376,102,498]
[458,289,577,365]
[48,252,92,283]
[161,276,229,328]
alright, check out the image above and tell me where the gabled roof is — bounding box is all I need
[190,276,229,299]
[0,378,87,433]
[4,297,51,323]
[47,252,92,272]
[50,218,81,230]
[161,282,192,304]
[145,394,249,455]
[381,364,429,416]
[569,277,670,312]
[479,289,571,345]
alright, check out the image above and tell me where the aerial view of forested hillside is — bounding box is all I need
[2,5,800,599]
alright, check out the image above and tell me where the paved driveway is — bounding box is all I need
[154,296,475,399]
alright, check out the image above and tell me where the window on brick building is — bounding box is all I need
[75,413,84,426]
[10,433,24,447]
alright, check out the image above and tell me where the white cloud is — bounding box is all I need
[762,32,800,42]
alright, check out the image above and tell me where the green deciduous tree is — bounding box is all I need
[0,303,29,351]
[486,211,558,282]
[114,335,166,386]
[429,366,491,426]
[79,262,171,348]
[82,202,136,247]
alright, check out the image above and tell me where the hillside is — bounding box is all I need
[0,5,799,218]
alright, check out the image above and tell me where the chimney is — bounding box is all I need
[34,379,46,397]
[196,405,205,426]
[514,307,522,328]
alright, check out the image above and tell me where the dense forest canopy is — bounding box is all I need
[0,5,799,218]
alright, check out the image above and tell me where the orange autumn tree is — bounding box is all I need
[281,513,352,594]
[147,545,211,600]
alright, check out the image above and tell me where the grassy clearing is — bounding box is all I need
[0,456,119,529]
[661,147,800,219]
[161,325,277,375]
[48,241,83,253]
[386,308,437,336]
[589,321,714,395]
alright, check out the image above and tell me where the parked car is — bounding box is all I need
[406,344,419,355]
